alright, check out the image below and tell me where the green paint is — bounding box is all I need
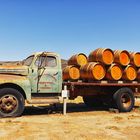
[0,52,62,100]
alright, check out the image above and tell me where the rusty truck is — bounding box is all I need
[0,51,139,117]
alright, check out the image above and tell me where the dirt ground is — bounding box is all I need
[0,97,140,140]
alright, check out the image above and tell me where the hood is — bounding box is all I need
[0,65,29,76]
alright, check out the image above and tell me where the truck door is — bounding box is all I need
[35,54,61,93]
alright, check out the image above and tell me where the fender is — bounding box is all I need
[0,74,31,100]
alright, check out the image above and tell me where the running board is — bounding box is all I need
[26,97,62,104]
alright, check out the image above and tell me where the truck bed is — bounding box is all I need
[64,80,140,86]
[63,81,140,99]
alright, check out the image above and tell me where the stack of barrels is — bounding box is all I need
[63,53,87,81]
[63,48,140,82]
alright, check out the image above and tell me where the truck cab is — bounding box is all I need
[24,52,62,94]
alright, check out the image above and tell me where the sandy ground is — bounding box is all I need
[0,97,140,140]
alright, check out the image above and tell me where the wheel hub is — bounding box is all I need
[0,95,17,113]
[121,93,131,108]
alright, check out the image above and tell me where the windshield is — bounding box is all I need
[22,55,34,66]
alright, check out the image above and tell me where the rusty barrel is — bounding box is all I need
[114,50,130,66]
[130,52,140,67]
[63,65,80,81]
[88,48,114,65]
[122,65,137,81]
[68,53,87,67]
[80,62,106,80]
[106,63,122,80]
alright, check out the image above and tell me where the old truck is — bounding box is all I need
[0,51,139,117]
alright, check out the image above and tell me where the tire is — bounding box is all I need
[113,88,134,112]
[83,96,103,108]
[0,88,25,117]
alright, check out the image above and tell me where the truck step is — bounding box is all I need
[26,97,62,104]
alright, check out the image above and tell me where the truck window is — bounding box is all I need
[35,56,57,68]
[35,56,46,67]
[47,56,57,67]
[23,55,34,66]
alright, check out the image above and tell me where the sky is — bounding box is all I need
[0,0,140,61]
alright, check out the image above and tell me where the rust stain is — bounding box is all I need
[0,65,28,76]
[39,82,54,84]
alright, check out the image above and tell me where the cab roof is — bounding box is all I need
[32,52,60,57]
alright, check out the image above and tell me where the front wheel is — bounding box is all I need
[113,88,135,112]
[0,88,25,117]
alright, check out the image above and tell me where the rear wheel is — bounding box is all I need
[113,88,134,112]
[0,88,25,117]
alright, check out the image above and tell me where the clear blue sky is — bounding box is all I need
[0,0,140,61]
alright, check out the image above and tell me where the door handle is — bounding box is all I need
[53,72,58,76]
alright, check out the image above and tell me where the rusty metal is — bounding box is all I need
[0,65,28,76]
[0,95,18,113]
[27,97,60,104]
[63,81,140,87]
[0,52,63,102]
